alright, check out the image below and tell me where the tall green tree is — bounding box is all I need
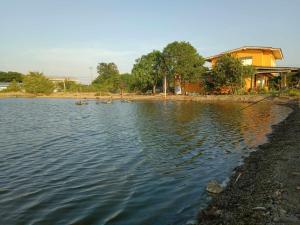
[94,62,119,82]
[162,41,206,82]
[119,73,134,92]
[132,50,164,94]
[23,72,54,95]
[93,62,120,92]
[206,54,255,93]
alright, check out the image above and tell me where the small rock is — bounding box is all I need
[206,180,223,194]
[185,219,197,225]
[279,208,287,216]
[253,206,267,211]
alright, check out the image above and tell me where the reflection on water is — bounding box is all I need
[0,99,291,225]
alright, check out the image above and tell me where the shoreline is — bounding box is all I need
[197,99,300,225]
[0,92,298,104]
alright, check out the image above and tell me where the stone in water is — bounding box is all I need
[206,180,223,194]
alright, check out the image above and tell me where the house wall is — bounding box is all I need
[211,49,276,67]
[182,82,204,94]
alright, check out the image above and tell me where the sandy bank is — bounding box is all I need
[0,92,298,104]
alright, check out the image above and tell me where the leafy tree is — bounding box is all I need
[0,71,24,82]
[119,73,134,92]
[207,54,251,93]
[5,80,22,92]
[94,62,119,82]
[23,72,54,95]
[55,80,78,92]
[287,71,300,88]
[132,50,164,93]
[93,62,120,92]
[162,41,206,82]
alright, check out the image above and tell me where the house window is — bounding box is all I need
[240,57,253,66]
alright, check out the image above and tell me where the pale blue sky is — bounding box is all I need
[1,0,299,83]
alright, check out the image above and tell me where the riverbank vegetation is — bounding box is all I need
[1,41,299,96]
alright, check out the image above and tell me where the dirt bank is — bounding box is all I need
[0,92,297,103]
[197,99,300,225]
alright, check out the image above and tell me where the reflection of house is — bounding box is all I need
[0,82,10,91]
[206,46,299,90]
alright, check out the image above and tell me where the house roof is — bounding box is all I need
[205,46,284,61]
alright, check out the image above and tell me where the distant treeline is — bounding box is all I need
[1,41,299,95]
[91,41,255,94]
[0,71,24,82]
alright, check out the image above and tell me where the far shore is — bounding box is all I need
[0,92,298,103]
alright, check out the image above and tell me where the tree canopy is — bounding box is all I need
[94,62,119,82]
[205,54,255,93]
[23,72,54,95]
[162,41,206,82]
[92,62,121,92]
[0,71,24,82]
[131,50,164,93]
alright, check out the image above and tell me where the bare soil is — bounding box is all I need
[0,92,297,103]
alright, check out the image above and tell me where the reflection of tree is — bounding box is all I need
[131,101,282,175]
[133,101,207,174]
[240,103,273,147]
[198,102,275,151]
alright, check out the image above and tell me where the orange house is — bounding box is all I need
[206,46,298,91]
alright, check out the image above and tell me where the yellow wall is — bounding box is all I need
[211,49,276,67]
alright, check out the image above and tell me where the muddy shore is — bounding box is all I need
[197,99,300,225]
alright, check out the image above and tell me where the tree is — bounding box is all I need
[119,73,134,92]
[23,72,54,95]
[92,62,120,92]
[208,54,247,93]
[5,80,21,92]
[94,62,119,82]
[162,41,206,82]
[131,50,164,94]
[288,71,300,88]
[0,71,24,82]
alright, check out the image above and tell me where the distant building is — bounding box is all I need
[206,46,299,90]
[0,82,10,91]
[47,77,79,84]
[47,77,79,92]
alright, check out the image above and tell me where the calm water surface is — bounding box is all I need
[0,99,291,225]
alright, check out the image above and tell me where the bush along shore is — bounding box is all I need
[197,99,300,225]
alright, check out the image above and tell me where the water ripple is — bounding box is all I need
[0,99,292,225]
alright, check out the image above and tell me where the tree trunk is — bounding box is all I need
[152,84,156,94]
[163,75,167,98]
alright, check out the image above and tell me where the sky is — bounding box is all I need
[1,0,300,83]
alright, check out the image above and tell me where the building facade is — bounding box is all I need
[206,46,298,91]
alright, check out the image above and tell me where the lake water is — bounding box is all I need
[0,98,292,225]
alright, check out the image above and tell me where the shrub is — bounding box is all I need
[23,72,54,95]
